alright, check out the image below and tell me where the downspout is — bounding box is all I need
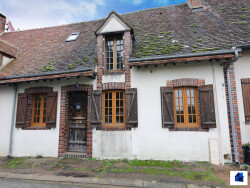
[8,84,17,158]
[226,48,239,164]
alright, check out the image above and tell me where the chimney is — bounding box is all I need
[0,13,6,33]
[186,0,203,10]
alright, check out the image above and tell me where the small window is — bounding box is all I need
[65,32,80,42]
[105,36,124,71]
[32,94,47,127]
[174,87,199,127]
[103,90,125,126]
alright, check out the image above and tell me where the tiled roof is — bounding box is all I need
[0,0,249,76]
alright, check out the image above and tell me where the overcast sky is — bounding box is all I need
[0,0,186,30]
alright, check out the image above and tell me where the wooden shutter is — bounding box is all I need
[241,79,250,124]
[199,85,216,128]
[125,88,138,128]
[16,93,28,128]
[161,87,175,128]
[90,90,102,127]
[46,92,58,128]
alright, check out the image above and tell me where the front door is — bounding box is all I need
[68,91,87,153]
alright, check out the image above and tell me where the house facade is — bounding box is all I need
[0,0,249,165]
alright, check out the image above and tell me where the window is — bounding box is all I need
[174,87,199,127]
[65,32,80,42]
[103,90,125,126]
[31,94,47,126]
[105,36,124,71]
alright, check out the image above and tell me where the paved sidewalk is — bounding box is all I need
[0,172,223,188]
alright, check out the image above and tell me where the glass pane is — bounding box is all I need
[120,108,123,115]
[116,100,119,107]
[189,115,192,123]
[191,89,194,97]
[120,92,123,98]
[109,92,112,99]
[109,108,112,115]
[176,107,179,114]
[116,116,119,123]
[188,106,191,114]
[192,98,194,105]
[117,63,120,70]
[116,92,119,99]
[180,98,183,106]
[105,116,108,123]
[105,93,108,99]
[192,106,196,114]
[116,108,119,115]
[37,117,40,123]
[109,100,112,107]
[43,117,46,123]
[176,98,179,105]
[109,116,112,123]
[187,89,190,97]
[188,98,191,105]
[181,115,184,123]
[117,40,120,45]
[179,90,182,97]
[177,115,180,123]
[175,90,178,96]
[110,63,113,70]
[105,100,108,107]
[105,108,108,115]
[120,116,124,123]
[120,100,123,107]
[180,107,183,114]
[193,115,196,123]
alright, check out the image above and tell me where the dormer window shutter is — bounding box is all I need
[16,93,28,128]
[161,87,175,128]
[46,92,58,128]
[125,88,138,128]
[90,90,102,127]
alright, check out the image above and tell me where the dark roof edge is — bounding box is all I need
[129,49,242,62]
[3,68,93,80]
[237,44,250,50]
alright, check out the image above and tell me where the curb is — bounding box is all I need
[0,172,222,188]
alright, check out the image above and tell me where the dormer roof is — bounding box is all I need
[95,10,133,35]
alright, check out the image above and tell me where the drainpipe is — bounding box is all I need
[226,48,239,164]
[8,84,17,158]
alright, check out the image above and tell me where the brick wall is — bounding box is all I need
[224,65,244,163]
[59,84,93,158]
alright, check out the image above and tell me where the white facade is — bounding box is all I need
[129,61,232,163]
[234,50,250,145]
[0,77,95,157]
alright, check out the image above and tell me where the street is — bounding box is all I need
[0,178,134,188]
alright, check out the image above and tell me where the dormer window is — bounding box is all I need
[65,32,80,42]
[105,36,123,70]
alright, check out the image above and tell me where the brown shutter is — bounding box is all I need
[161,87,175,128]
[16,93,28,128]
[125,88,138,128]
[241,79,250,124]
[199,85,216,128]
[90,90,102,127]
[46,92,58,128]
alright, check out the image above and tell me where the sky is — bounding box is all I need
[0,0,186,30]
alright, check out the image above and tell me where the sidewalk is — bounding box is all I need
[0,172,221,188]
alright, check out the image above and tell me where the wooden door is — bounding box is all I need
[68,92,87,153]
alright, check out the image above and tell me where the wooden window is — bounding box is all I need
[105,37,123,71]
[31,94,47,127]
[103,90,125,126]
[174,87,199,127]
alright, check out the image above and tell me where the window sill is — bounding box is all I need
[97,126,130,131]
[169,127,209,132]
[103,70,124,75]
[22,126,52,130]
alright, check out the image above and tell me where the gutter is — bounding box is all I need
[129,49,242,63]
[4,67,93,80]
[226,48,239,164]
[8,84,17,158]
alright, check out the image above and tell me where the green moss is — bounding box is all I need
[84,57,90,62]
[197,39,203,42]
[231,20,247,24]
[192,47,221,53]
[189,23,196,27]
[166,31,172,35]
[68,64,76,70]
[239,14,246,19]
[192,45,198,48]
[2,158,32,169]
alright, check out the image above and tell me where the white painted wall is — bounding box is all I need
[92,129,132,159]
[102,74,125,83]
[130,62,232,163]
[0,86,14,156]
[0,56,14,70]
[234,50,250,145]
[0,76,96,157]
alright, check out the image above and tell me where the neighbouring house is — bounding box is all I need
[0,0,249,165]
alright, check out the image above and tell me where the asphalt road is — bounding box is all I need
[0,178,134,188]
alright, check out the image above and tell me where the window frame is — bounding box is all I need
[31,93,47,127]
[102,90,125,127]
[105,35,124,71]
[173,87,200,128]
